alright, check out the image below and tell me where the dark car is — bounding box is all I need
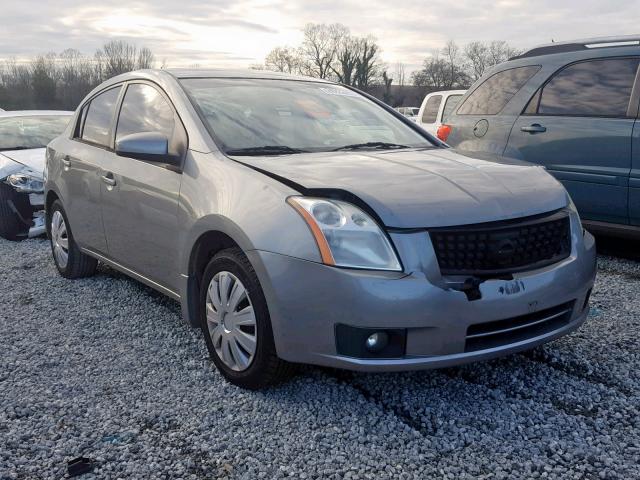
[442,35,640,237]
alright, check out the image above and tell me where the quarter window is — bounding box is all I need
[421,95,442,123]
[116,84,176,142]
[533,58,640,117]
[81,87,121,147]
[457,66,540,115]
[442,95,463,122]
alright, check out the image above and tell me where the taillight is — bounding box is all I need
[437,124,452,142]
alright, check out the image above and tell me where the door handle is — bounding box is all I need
[61,156,71,170]
[521,124,547,134]
[101,173,116,187]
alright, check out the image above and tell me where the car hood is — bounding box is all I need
[0,148,45,179]
[235,148,569,228]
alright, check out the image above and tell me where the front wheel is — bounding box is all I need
[200,248,294,389]
[48,200,98,279]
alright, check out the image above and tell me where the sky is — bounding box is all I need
[1,0,639,73]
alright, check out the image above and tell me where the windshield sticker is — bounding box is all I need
[319,87,360,98]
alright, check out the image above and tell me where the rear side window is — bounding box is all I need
[442,95,463,122]
[531,58,640,117]
[81,87,121,147]
[457,66,540,115]
[421,95,442,123]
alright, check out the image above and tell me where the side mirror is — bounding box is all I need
[115,132,179,166]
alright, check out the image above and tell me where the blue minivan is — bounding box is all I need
[443,36,640,237]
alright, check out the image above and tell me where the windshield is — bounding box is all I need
[0,115,70,151]
[180,78,435,154]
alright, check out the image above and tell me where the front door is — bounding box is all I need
[100,82,186,291]
[505,57,640,225]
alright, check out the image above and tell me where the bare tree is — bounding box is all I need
[58,49,97,109]
[31,54,58,108]
[331,34,360,85]
[96,40,138,79]
[463,41,489,81]
[394,62,406,86]
[381,71,393,104]
[299,23,346,79]
[353,36,382,90]
[137,47,155,70]
[463,40,522,81]
[264,46,300,74]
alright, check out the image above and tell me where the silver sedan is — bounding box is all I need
[44,70,596,389]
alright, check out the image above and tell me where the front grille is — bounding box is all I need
[465,301,575,352]
[430,210,571,276]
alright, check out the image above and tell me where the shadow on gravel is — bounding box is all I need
[595,234,640,261]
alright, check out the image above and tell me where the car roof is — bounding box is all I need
[512,34,640,60]
[164,68,334,83]
[0,110,74,118]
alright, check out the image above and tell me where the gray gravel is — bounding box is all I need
[1,237,639,479]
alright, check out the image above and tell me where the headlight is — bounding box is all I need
[6,173,44,193]
[566,194,582,225]
[287,196,402,271]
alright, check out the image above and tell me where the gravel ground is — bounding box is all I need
[1,237,639,480]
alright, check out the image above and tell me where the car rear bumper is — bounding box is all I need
[247,226,596,372]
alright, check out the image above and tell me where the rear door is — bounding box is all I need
[446,66,540,154]
[506,57,640,225]
[99,82,186,291]
[629,86,640,225]
[62,86,121,253]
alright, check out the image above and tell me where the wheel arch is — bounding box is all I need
[182,220,255,328]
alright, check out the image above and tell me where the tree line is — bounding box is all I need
[260,23,521,94]
[0,28,521,111]
[0,41,155,110]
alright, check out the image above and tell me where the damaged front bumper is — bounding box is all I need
[2,169,46,238]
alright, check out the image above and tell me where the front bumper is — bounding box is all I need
[248,215,596,371]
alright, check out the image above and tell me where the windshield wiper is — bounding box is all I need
[331,142,410,152]
[225,145,309,156]
[0,146,36,152]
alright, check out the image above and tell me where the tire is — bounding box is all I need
[48,200,98,279]
[0,183,30,241]
[199,247,294,389]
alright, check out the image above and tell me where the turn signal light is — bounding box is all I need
[437,124,452,142]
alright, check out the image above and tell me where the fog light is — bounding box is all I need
[365,332,389,353]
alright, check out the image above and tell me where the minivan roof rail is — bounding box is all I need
[510,35,640,60]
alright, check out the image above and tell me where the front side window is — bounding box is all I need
[180,78,434,154]
[0,115,70,151]
[531,58,640,117]
[81,87,121,147]
[421,95,442,123]
[116,84,176,142]
[442,95,463,122]
[457,66,540,115]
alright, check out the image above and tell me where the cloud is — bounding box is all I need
[0,0,639,71]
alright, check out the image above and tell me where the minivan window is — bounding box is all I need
[180,78,434,154]
[442,95,463,122]
[457,66,540,115]
[421,95,442,123]
[535,58,640,117]
[81,87,121,147]
[116,84,176,143]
